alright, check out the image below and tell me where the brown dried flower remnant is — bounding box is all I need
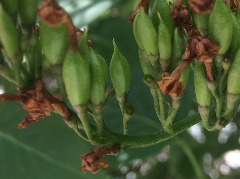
[171,0,199,36]
[182,36,219,62]
[38,0,81,48]
[224,0,240,11]
[188,0,213,14]
[0,80,71,128]
[128,0,150,23]
[158,62,189,97]
[80,144,121,174]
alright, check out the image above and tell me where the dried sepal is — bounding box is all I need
[80,144,120,174]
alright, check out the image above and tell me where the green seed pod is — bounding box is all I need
[194,61,212,108]
[89,49,108,105]
[170,28,186,71]
[179,66,190,86]
[209,0,233,55]
[154,0,175,35]
[0,4,19,61]
[194,61,212,127]
[40,21,69,65]
[1,0,18,20]
[158,16,172,71]
[78,30,90,60]
[63,49,91,105]
[138,49,154,77]
[18,0,37,26]
[110,40,130,98]
[133,12,144,50]
[138,9,158,56]
[193,13,209,36]
[228,14,240,57]
[227,48,240,95]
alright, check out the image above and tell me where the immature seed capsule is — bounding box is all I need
[1,0,18,20]
[78,30,90,60]
[133,12,144,50]
[194,61,212,120]
[89,49,108,105]
[193,13,209,36]
[194,61,212,108]
[138,49,154,77]
[154,0,175,35]
[158,16,172,71]
[110,40,130,98]
[63,49,91,106]
[40,21,69,65]
[18,0,37,26]
[209,0,233,54]
[228,14,240,57]
[0,4,19,60]
[137,9,158,56]
[227,48,240,95]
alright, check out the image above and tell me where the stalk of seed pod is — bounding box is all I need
[40,21,69,65]
[63,49,92,140]
[209,0,233,55]
[1,0,18,21]
[158,15,172,71]
[0,4,20,62]
[194,61,212,130]
[193,13,209,36]
[228,14,240,57]
[18,0,37,26]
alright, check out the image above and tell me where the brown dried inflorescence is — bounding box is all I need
[159,0,220,97]
[188,0,213,14]
[128,0,150,23]
[0,80,71,128]
[80,144,120,174]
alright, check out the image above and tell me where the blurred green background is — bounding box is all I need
[0,0,240,178]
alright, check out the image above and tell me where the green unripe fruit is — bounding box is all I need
[138,9,158,56]
[228,14,240,57]
[63,50,91,105]
[154,0,175,35]
[158,16,171,70]
[194,61,212,107]
[0,4,19,61]
[89,49,108,105]
[40,21,69,65]
[193,13,209,36]
[133,12,144,50]
[209,0,233,55]
[110,40,130,98]
[138,49,154,77]
[78,30,90,60]
[18,0,37,26]
[1,0,18,19]
[227,48,240,95]
[179,66,190,86]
